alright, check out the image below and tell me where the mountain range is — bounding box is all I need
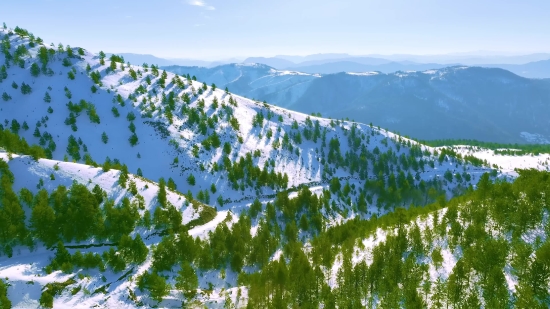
[108,52,550,79]
[163,64,550,144]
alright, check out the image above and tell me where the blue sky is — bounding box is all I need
[1,0,549,60]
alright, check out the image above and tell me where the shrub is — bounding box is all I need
[2,92,11,101]
[21,82,32,94]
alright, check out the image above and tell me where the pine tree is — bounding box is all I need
[1,92,11,101]
[167,177,177,191]
[101,132,108,144]
[187,174,196,186]
[30,62,40,77]
[0,278,11,309]
[176,263,198,299]
[43,91,51,103]
[20,82,32,94]
[33,127,41,137]
[30,190,57,246]
[129,133,138,146]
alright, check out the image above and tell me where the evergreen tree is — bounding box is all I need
[2,92,11,101]
[128,133,138,146]
[187,174,195,186]
[101,132,108,144]
[43,91,51,103]
[20,82,32,94]
[30,62,40,77]
[0,278,11,309]
[176,263,199,299]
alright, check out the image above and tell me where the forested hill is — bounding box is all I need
[0,25,505,223]
[0,24,549,308]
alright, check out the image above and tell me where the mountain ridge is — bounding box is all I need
[162,64,550,144]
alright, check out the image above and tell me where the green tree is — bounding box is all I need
[10,119,21,134]
[137,271,169,302]
[30,190,58,246]
[0,278,11,309]
[43,91,51,103]
[39,291,54,308]
[30,62,40,77]
[223,142,231,155]
[444,170,453,182]
[329,177,341,193]
[1,92,11,101]
[128,133,138,146]
[101,132,108,144]
[167,177,177,191]
[187,174,196,186]
[175,263,198,299]
[20,82,32,94]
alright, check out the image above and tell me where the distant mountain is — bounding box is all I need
[287,61,454,74]
[108,53,178,66]
[482,59,550,79]
[243,57,296,68]
[274,53,352,62]
[108,53,237,67]
[290,67,550,143]
[290,57,391,67]
[365,53,550,65]
[164,64,550,144]
[113,52,550,78]
[241,56,550,79]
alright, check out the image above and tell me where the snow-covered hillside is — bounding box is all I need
[0,26,508,219]
[0,152,217,308]
[1,25,550,308]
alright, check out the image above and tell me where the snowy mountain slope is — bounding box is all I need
[2,25,550,308]
[312,170,550,308]
[0,26,503,219]
[0,152,202,224]
[0,152,216,309]
[1,151,548,308]
[3,25,549,234]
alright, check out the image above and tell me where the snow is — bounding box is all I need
[346,72,379,76]
[422,69,438,75]
[450,146,550,177]
[189,211,235,239]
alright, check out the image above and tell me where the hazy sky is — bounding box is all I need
[1,0,549,60]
